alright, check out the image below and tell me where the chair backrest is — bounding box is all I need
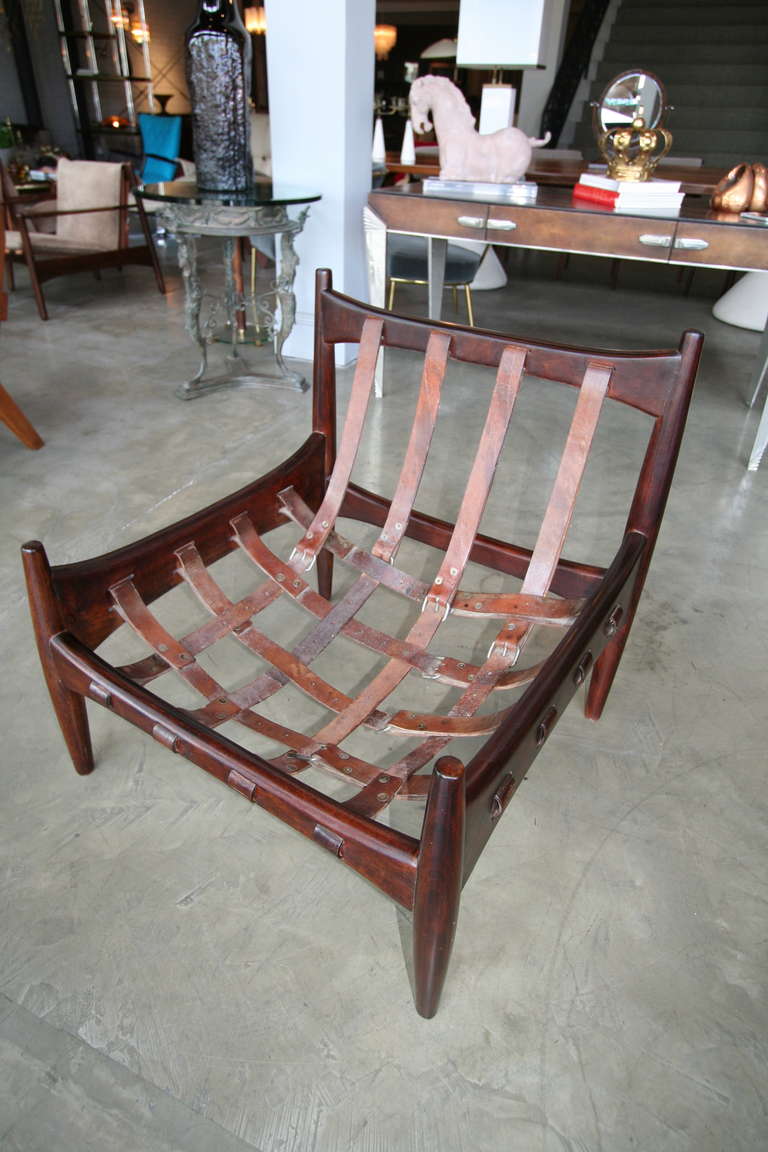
[138,113,182,183]
[55,158,126,250]
[312,270,702,571]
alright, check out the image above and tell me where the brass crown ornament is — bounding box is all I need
[598,115,672,182]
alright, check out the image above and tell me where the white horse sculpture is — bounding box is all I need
[410,75,550,184]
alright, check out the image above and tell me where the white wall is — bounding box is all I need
[266,0,375,363]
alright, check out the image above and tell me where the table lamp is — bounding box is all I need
[457,0,550,134]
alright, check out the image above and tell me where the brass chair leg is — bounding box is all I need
[464,283,474,327]
[387,279,396,311]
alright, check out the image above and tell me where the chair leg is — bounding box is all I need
[452,284,458,313]
[387,279,396,311]
[26,261,48,321]
[133,196,167,296]
[7,257,15,291]
[21,542,94,775]
[317,549,334,600]
[464,283,474,327]
[412,756,465,1018]
[0,383,44,449]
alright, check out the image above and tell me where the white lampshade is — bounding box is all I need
[457,0,548,68]
[420,37,457,60]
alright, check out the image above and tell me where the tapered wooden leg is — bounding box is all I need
[317,548,333,600]
[412,756,465,1018]
[27,264,48,321]
[585,628,629,720]
[0,383,43,449]
[22,541,94,774]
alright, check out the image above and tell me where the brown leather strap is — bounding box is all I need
[489,360,611,662]
[423,345,526,616]
[291,316,382,570]
[450,590,583,623]
[280,488,429,601]
[346,361,611,817]
[373,330,450,562]
[110,578,223,700]
[524,361,612,596]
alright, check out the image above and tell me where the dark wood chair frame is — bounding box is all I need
[2,162,165,321]
[23,270,702,1017]
[0,217,43,449]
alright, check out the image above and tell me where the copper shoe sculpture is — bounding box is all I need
[711,162,767,213]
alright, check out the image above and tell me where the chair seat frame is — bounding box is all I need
[23,270,702,1016]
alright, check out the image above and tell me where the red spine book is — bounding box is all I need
[572,184,618,207]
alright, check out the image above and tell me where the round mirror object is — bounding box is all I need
[596,70,665,132]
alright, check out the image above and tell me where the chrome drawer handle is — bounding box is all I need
[487,218,517,231]
[457,215,485,229]
[639,234,673,247]
[674,237,709,250]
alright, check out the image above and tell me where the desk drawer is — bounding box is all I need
[370,195,489,242]
[481,205,677,262]
[670,220,768,271]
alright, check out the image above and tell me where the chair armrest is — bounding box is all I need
[18,199,58,234]
[16,204,123,220]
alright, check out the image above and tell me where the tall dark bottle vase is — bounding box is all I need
[185,0,253,192]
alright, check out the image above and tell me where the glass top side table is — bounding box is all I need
[137,180,321,399]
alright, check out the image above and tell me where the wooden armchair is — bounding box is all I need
[0,217,43,449]
[23,270,702,1016]
[3,158,165,320]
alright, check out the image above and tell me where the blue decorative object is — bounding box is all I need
[138,114,182,183]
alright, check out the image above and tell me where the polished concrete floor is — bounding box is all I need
[1,245,766,1152]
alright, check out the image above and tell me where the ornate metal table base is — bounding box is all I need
[156,200,312,400]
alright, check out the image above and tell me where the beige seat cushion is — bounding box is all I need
[27,233,106,255]
[55,158,124,250]
[4,229,103,256]
[20,200,58,235]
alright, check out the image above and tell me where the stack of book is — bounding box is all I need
[572,174,685,217]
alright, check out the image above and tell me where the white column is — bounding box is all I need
[266,0,375,365]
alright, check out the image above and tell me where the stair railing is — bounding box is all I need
[540,0,612,145]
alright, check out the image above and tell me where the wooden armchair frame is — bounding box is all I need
[2,161,165,321]
[23,270,702,1016]
[0,218,43,449]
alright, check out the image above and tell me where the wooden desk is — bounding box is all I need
[384,153,728,197]
[366,184,768,469]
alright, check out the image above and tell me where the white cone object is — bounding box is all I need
[372,117,386,165]
[712,270,768,333]
[400,121,416,166]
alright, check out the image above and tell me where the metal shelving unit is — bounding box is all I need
[53,0,154,159]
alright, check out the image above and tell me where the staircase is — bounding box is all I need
[572,0,768,171]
